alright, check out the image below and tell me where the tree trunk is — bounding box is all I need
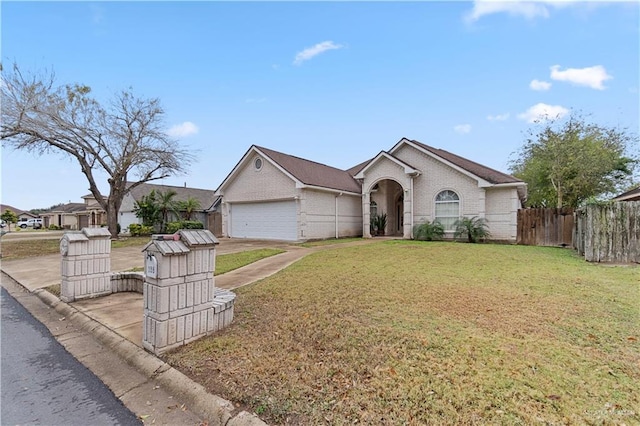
[107,203,119,239]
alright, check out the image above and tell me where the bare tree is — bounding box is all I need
[1,64,195,237]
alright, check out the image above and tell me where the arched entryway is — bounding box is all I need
[369,179,404,236]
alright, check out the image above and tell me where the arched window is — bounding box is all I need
[435,190,460,231]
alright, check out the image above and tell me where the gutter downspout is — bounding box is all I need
[410,177,414,239]
[335,193,343,239]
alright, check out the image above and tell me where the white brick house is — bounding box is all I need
[215,138,527,242]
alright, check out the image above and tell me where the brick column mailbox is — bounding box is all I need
[142,229,236,354]
[60,228,112,302]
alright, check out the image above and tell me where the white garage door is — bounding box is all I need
[230,201,298,241]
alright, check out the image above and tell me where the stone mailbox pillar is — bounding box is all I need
[60,228,112,302]
[142,229,236,355]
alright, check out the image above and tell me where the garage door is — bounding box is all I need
[230,201,297,241]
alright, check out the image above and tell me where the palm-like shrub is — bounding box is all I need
[370,213,388,235]
[453,216,491,243]
[413,220,445,241]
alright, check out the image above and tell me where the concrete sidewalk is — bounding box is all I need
[1,236,386,425]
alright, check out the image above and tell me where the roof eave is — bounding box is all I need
[297,183,361,196]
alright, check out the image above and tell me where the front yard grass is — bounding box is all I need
[0,236,151,260]
[164,241,639,425]
[216,249,285,275]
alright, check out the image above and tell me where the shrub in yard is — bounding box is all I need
[453,216,491,243]
[166,221,204,234]
[48,224,61,230]
[129,223,154,236]
[413,220,445,241]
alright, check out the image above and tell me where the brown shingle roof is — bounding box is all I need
[124,182,217,210]
[255,146,362,193]
[346,159,371,177]
[408,139,523,185]
[613,186,640,201]
[49,203,86,213]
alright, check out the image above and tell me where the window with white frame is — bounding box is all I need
[435,190,460,231]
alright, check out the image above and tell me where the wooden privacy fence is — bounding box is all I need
[517,208,574,247]
[574,201,640,263]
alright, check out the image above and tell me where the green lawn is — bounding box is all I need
[215,249,285,275]
[164,241,639,425]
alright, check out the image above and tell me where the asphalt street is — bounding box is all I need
[1,287,141,426]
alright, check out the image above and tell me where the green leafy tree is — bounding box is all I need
[1,209,18,231]
[453,216,491,243]
[178,197,201,221]
[1,64,194,238]
[133,190,160,226]
[510,113,637,208]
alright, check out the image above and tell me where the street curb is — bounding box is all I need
[2,273,266,426]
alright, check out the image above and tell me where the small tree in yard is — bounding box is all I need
[133,190,160,227]
[156,190,179,233]
[0,64,194,238]
[454,217,491,243]
[179,197,201,221]
[1,209,18,231]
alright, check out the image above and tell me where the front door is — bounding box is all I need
[395,194,404,234]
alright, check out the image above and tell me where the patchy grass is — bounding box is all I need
[0,239,62,259]
[215,249,285,275]
[164,241,640,425]
[299,237,364,248]
[1,236,150,260]
[111,236,150,249]
[44,284,60,297]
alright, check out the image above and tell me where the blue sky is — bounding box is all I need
[2,1,638,210]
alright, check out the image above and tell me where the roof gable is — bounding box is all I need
[391,138,524,186]
[217,145,362,195]
[353,151,420,179]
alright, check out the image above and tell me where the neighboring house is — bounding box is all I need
[39,203,86,229]
[0,204,37,223]
[215,138,527,242]
[39,195,107,230]
[119,182,218,234]
[612,186,640,202]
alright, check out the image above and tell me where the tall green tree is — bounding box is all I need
[1,64,194,238]
[510,114,637,208]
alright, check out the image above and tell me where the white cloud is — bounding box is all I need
[167,121,199,138]
[465,1,550,22]
[293,41,343,66]
[454,124,472,134]
[464,0,588,23]
[549,65,612,90]
[518,103,569,123]
[487,113,510,121]
[530,79,552,91]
